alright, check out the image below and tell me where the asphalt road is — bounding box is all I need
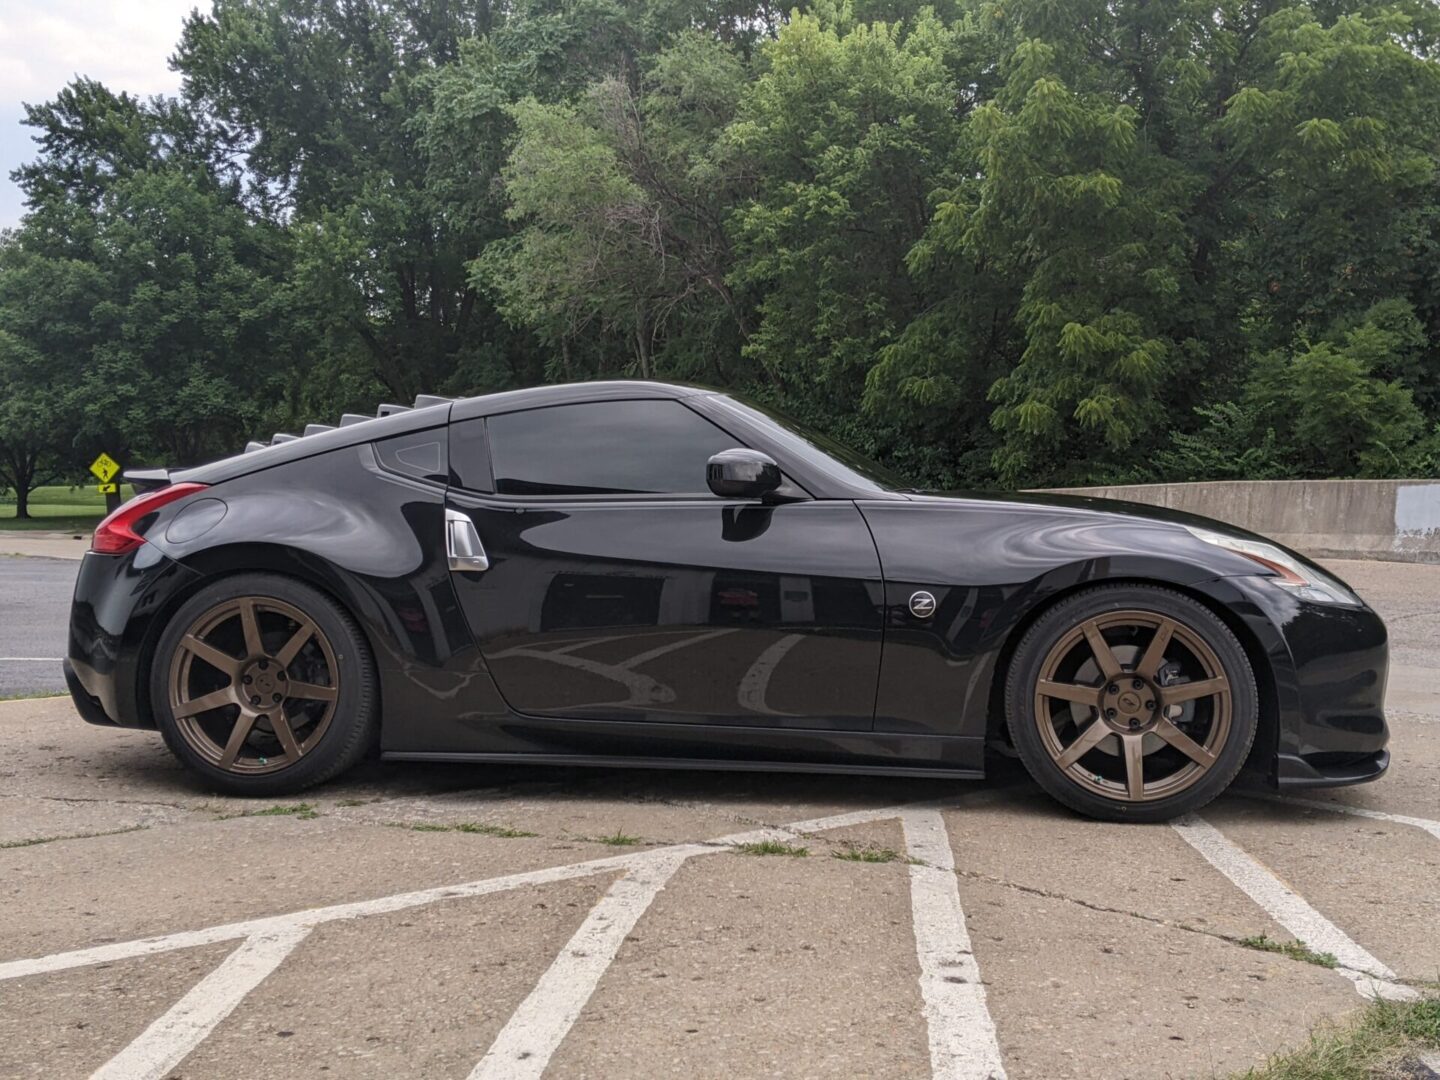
[0,556,1437,1079]
[0,556,75,697]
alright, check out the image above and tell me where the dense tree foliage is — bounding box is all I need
[3,0,1439,514]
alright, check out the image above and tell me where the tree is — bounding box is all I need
[478,32,752,382]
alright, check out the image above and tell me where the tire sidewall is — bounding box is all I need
[1006,585,1258,823]
[150,573,376,796]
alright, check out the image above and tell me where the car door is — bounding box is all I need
[444,398,885,730]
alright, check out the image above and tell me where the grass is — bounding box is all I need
[731,839,808,857]
[0,825,146,849]
[391,821,537,837]
[0,483,135,532]
[1238,933,1338,969]
[0,691,67,702]
[831,843,903,864]
[589,830,643,847]
[1238,995,1440,1079]
[221,803,321,821]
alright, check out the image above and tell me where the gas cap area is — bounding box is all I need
[164,497,228,544]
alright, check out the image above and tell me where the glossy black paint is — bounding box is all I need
[67,380,1390,788]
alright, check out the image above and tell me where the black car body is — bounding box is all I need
[65,381,1389,819]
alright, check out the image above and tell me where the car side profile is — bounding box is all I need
[65,381,1390,822]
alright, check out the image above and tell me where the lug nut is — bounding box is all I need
[1129,718,1141,730]
[250,695,261,706]
[242,675,252,685]
[277,671,286,681]
[1105,708,1117,719]
[272,693,282,703]
[1145,700,1155,710]
[1107,683,1119,694]
[1132,678,1143,689]
[258,660,269,671]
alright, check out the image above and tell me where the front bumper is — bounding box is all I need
[1205,575,1390,790]
[66,546,201,728]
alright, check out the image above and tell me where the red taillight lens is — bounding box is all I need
[91,483,209,555]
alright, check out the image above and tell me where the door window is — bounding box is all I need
[486,400,738,496]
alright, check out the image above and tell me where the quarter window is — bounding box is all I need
[487,400,739,496]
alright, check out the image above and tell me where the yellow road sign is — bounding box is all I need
[96,482,118,495]
[89,452,120,484]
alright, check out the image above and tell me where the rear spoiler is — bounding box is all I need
[246,394,455,452]
[124,468,171,495]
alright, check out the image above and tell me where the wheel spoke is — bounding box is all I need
[218,712,258,769]
[1122,733,1146,800]
[238,598,264,659]
[172,688,236,719]
[1163,676,1229,704]
[182,635,242,678]
[274,621,315,669]
[1135,617,1176,679]
[287,681,337,703]
[1037,679,1103,707]
[1080,620,1123,679]
[1055,718,1114,768]
[271,713,303,759]
[1154,718,1217,768]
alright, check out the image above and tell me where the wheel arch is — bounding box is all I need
[984,574,1281,780]
[136,543,385,732]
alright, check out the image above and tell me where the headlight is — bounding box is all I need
[1184,526,1363,606]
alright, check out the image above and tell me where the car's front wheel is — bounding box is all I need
[150,573,378,796]
[1006,584,1258,822]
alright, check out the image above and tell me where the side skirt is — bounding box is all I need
[381,751,985,781]
[382,714,987,778]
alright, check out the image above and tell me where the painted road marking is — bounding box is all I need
[90,926,311,1080]
[1260,794,1440,843]
[3,800,1009,1080]
[903,809,1007,1080]
[1172,815,1416,1001]
[469,853,689,1080]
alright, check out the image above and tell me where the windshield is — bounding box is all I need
[710,396,908,494]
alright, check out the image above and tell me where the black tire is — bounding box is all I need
[1005,584,1258,823]
[150,573,378,796]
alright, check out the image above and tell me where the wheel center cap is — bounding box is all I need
[242,662,286,703]
[1118,691,1141,712]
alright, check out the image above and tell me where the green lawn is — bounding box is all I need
[0,484,135,532]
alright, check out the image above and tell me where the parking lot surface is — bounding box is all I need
[1,558,1437,1079]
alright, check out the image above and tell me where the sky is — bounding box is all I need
[0,0,202,230]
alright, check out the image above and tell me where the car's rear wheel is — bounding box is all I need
[151,574,378,796]
[1006,584,1258,822]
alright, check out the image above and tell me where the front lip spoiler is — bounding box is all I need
[1275,749,1390,789]
[64,659,118,727]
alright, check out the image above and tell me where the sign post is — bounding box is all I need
[89,453,122,514]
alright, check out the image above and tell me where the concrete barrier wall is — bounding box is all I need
[1039,479,1440,563]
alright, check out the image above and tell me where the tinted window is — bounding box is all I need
[488,400,738,496]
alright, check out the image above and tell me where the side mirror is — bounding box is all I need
[707,448,782,500]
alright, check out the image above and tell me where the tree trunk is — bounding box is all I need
[15,484,29,520]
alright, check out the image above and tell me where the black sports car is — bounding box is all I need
[65,381,1390,821]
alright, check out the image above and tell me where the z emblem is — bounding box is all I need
[908,591,937,619]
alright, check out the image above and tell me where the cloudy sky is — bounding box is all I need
[0,0,202,229]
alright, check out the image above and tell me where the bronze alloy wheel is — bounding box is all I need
[166,595,340,775]
[1032,609,1232,804]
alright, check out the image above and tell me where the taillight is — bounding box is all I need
[91,483,209,555]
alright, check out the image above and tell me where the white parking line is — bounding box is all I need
[91,926,311,1080]
[0,657,62,662]
[3,799,1010,1080]
[1172,815,1416,1001]
[902,809,1007,1080]
[1257,794,1440,843]
[469,853,688,1080]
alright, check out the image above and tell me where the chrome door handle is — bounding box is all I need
[445,508,490,572]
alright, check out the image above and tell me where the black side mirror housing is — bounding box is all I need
[707,448,782,500]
